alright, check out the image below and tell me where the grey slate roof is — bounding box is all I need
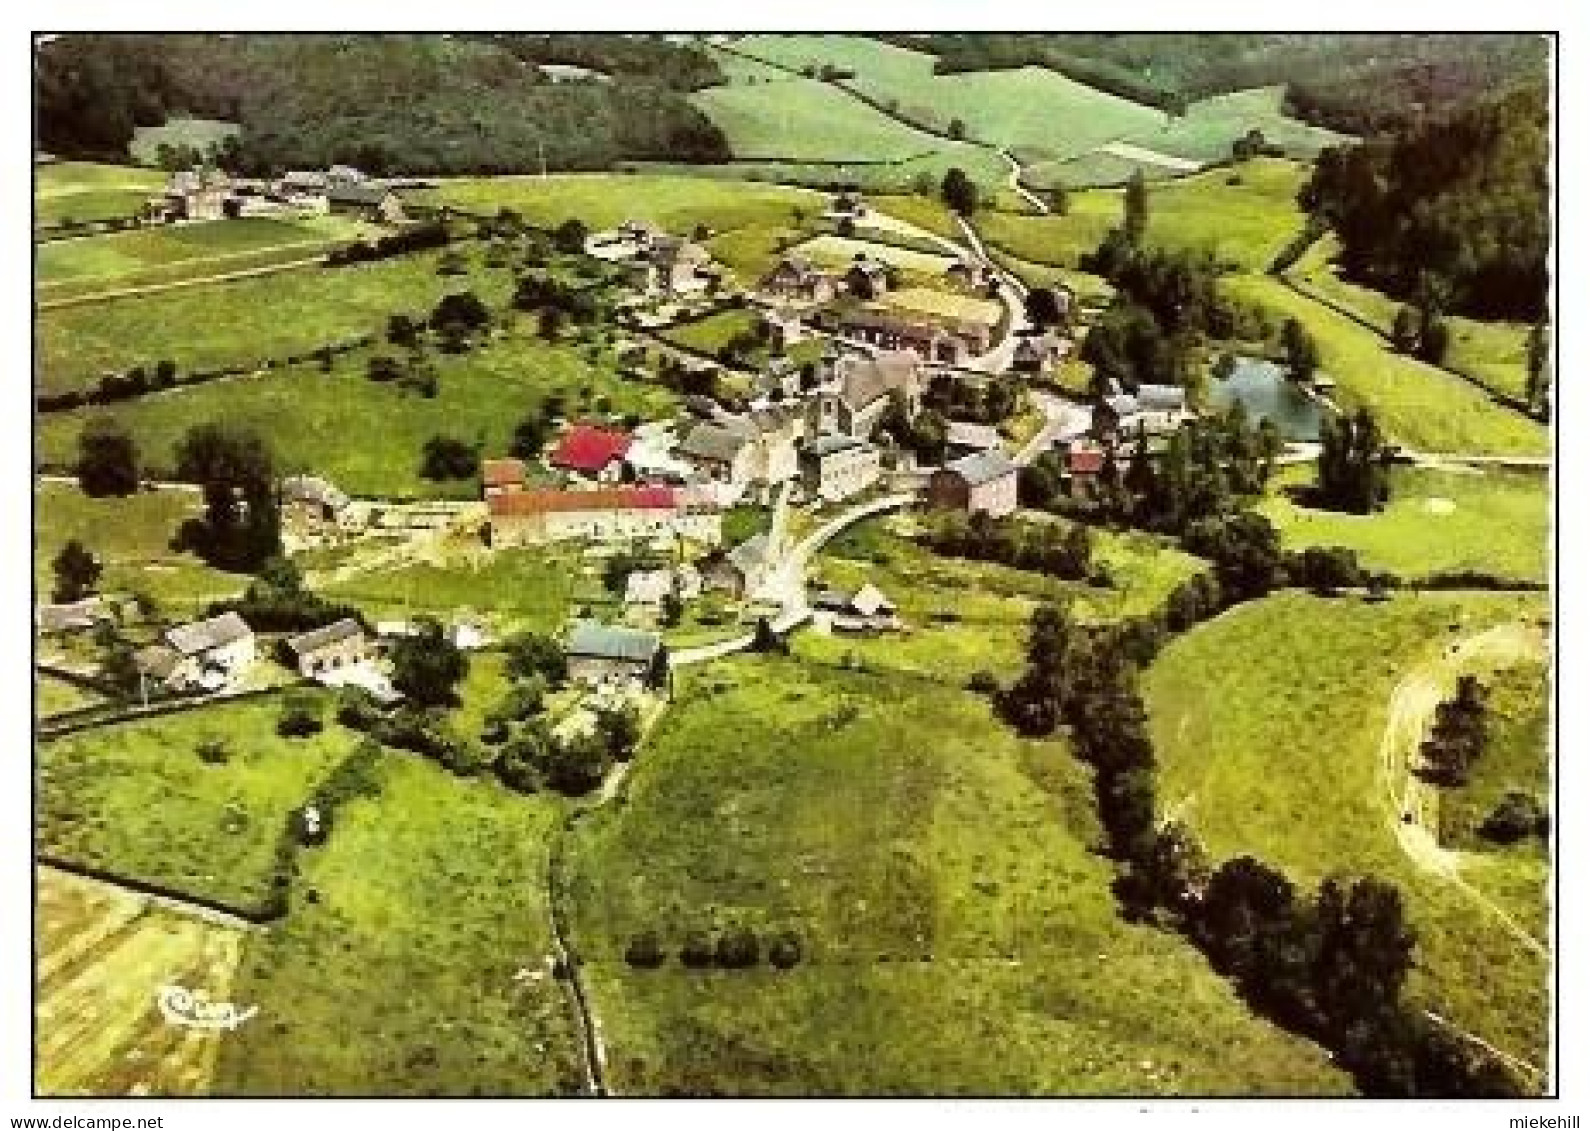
[808,433,867,458]
[135,644,181,680]
[1137,384,1187,412]
[166,612,253,657]
[677,422,751,463]
[1105,394,1140,417]
[837,351,918,412]
[327,181,392,207]
[287,617,366,656]
[567,620,661,663]
[945,449,1017,488]
[728,533,771,573]
[946,421,1002,450]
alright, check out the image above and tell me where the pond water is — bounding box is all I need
[1209,357,1327,441]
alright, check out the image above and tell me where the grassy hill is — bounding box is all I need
[1146,591,1550,1071]
[566,654,1350,1095]
[35,161,164,227]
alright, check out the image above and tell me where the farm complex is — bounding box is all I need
[30,32,1553,1102]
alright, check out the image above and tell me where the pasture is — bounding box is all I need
[1287,234,1533,401]
[980,158,1311,273]
[691,78,946,163]
[35,162,165,227]
[36,692,350,914]
[564,654,1349,1095]
[35,867,248,1097]
[35,481,248,613]
[37,335,677,498]
[213,755,583,1095]
[660,308,763,357]
[37,247,516,397]
[1146,591,1551,1069]
[1223,275,1549,456]
[1260,465,1550,583]
[1125,87,1347,164]
[37,214,373,302]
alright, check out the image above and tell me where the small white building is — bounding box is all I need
[137,611,256,692]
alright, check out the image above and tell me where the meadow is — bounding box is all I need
[36,247,517,397]
[1146,590,1551,1068]
[36,692,349,913]
[1260,465,1550,583]
[978,158,1311,274]
[690,78,946,163]
[213,754,584,1095]
[35,481,248,613]
[1223,275,1549,456]
[35,867,247,1096]
[1286,234,1533,402]
[1124,86,1346,164]
[37,335,678,498]
[659,308,764,357]
[563,653,1349,1095]
[37,214,372,302]
[796,517,1206,687]
[1440,659,1550,853]
[35,161,165,227]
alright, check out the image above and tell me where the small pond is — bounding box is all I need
[1209,356,1328,442]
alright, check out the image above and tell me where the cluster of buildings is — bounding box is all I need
[145,165,406,226]
[586,221,719,295]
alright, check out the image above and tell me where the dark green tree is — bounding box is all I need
[75,417,140,498]
[174,421,281,571]
[51,539,102,603]
[389,616,469,707]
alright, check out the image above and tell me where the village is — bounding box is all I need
[37,165,1210,745]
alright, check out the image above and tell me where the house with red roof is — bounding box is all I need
[550,425,632,482]
[486,486,720,548]
[1065,445,1107,500]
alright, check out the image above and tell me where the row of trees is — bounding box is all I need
[920,511,1095,583]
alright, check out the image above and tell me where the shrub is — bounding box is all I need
[965,670,1000,695]
[196,738,231,765]
[277,695,325,738]
[624,931,667,969]
[1479,792,1549,844]
[679,931,716,969]
[767,931,802,970]
[715,926,760,969]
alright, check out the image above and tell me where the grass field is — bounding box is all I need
[319,544,612,635]
[1023,152,1180,191]
[36,692,349,913]
[1440,659,1551,853]
[795,516,1206,687]
[1287,235,1533,402]
[37,215,373,301]
[564,653,1348,1095]
[37,335,677,498]
[37,248,516,397]
[35,867,247,1096]
[1224,275,1549,456]
[35,482,248,613]
[35,162,165,228]
[418,173,823,235]
[795,234,955,276]
[128,117,240,165]
[659,308,763,357]
[35,674,111,718]
[1260,465,1550,583]
[980,159,1310,273]
[691,78,946,163]
[213,755,583,1095]
[1146,591,1551,1068]
[732,36,1165,165]
[1125,87,1347,164]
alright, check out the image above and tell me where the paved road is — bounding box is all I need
[672,492,915,667]
[1016,389,1092,466]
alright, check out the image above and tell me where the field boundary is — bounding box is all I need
[36,855,277,929]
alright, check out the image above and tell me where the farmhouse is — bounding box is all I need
[566,621,665,689]
[35,598,110,636]
[1065,445,1107,500]
[148,168,235,223]
[486,487,721,548]
[637,236,713,294]
[1012,331,1071,373]
[677,412,799,492]
[946,259,995,290]
[812,583,900,633]
[843,256,892,298]
[287,618,375,678]
[808,350,923,439]
[326,180,405,224]
[281,474,358,529]
[551,424,632,482]
[481,457,529,496]
[800,434,882,503]
[927,450,1020,518]
[624,564,702,608]
[676,422,756,488]
[1136,384,1190,433]
[138,611,256,691]
[835,309,989,365]
[759,256,836,304]
[946,421,1004,456]
[703,533,778,599]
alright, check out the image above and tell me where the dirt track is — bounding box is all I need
[1375,618,1549,957]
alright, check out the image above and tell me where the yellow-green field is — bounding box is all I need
[36,162,165,227]
[1146,591,1550,1071]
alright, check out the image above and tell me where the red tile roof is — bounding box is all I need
[488,487,677,517]
[1068,449,1106,475]
[552,425,631,472]
[481,458,527,488]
